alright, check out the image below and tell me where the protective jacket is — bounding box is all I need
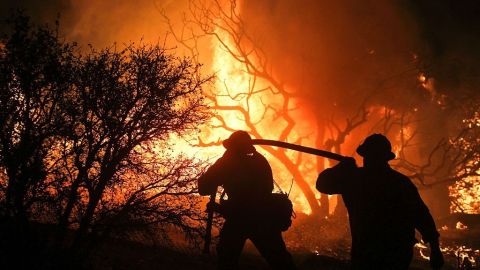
[198,150,273,216]
[198,150,296,270]
[317,162,439,269]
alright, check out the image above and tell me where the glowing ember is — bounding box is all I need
[455,221,468,230]
[448,112,480,214]
[415,243,480,268]
[418,72,435,95]
[450,175,480,214]
[414,242,430,260]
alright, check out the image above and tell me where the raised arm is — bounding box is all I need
[316,157,357,194]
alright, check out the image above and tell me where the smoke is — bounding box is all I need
[3,0,479,106]
[5,0,476,151]
[0,0,188,48]
[2,0,478,148]
[239,0,415,114]
[65,0,187,48]
[2,0,479,145]
[0,0,71,25]
[407,0,480,98]
[238,0,480,113]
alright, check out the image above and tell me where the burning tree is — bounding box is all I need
[162,0,343,217]
[161,0,429,218]
[366,100,480,217]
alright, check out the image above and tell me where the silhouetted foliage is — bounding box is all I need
[0,12,211,268]
[54,42,210,247]
[0,13,77,221]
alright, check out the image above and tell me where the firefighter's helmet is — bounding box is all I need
[222,131,255,153]
[356,133,396,161]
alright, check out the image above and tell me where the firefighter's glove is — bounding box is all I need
[206,201,222,214]
[339,157,357,169]
[430,243,444,270]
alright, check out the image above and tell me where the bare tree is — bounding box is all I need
[0,15,213,267]
[50,44,211,247]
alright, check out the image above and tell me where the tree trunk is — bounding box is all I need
[72,181,106,249]
[316,127,329,217]
[72,151,122,248]
[276,151,321,215]
[59,167,89,229]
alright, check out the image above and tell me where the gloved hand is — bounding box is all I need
[430,242,444,270]
[206,201,222,213]
[339,157,357,169]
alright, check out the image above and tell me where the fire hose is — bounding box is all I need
[251,139,346,161]
[202,139,346,254]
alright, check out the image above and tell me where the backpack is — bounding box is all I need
[266,192,294,231]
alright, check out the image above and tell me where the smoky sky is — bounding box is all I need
[0,0,184,47]
[408,0,480,98]
[241,0,420,113]
[2,0,480,112]
[0,0,70,23]
[240,0,480,114]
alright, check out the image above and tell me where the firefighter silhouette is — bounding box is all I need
[198,131,296,270]
[316,134,444,270]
